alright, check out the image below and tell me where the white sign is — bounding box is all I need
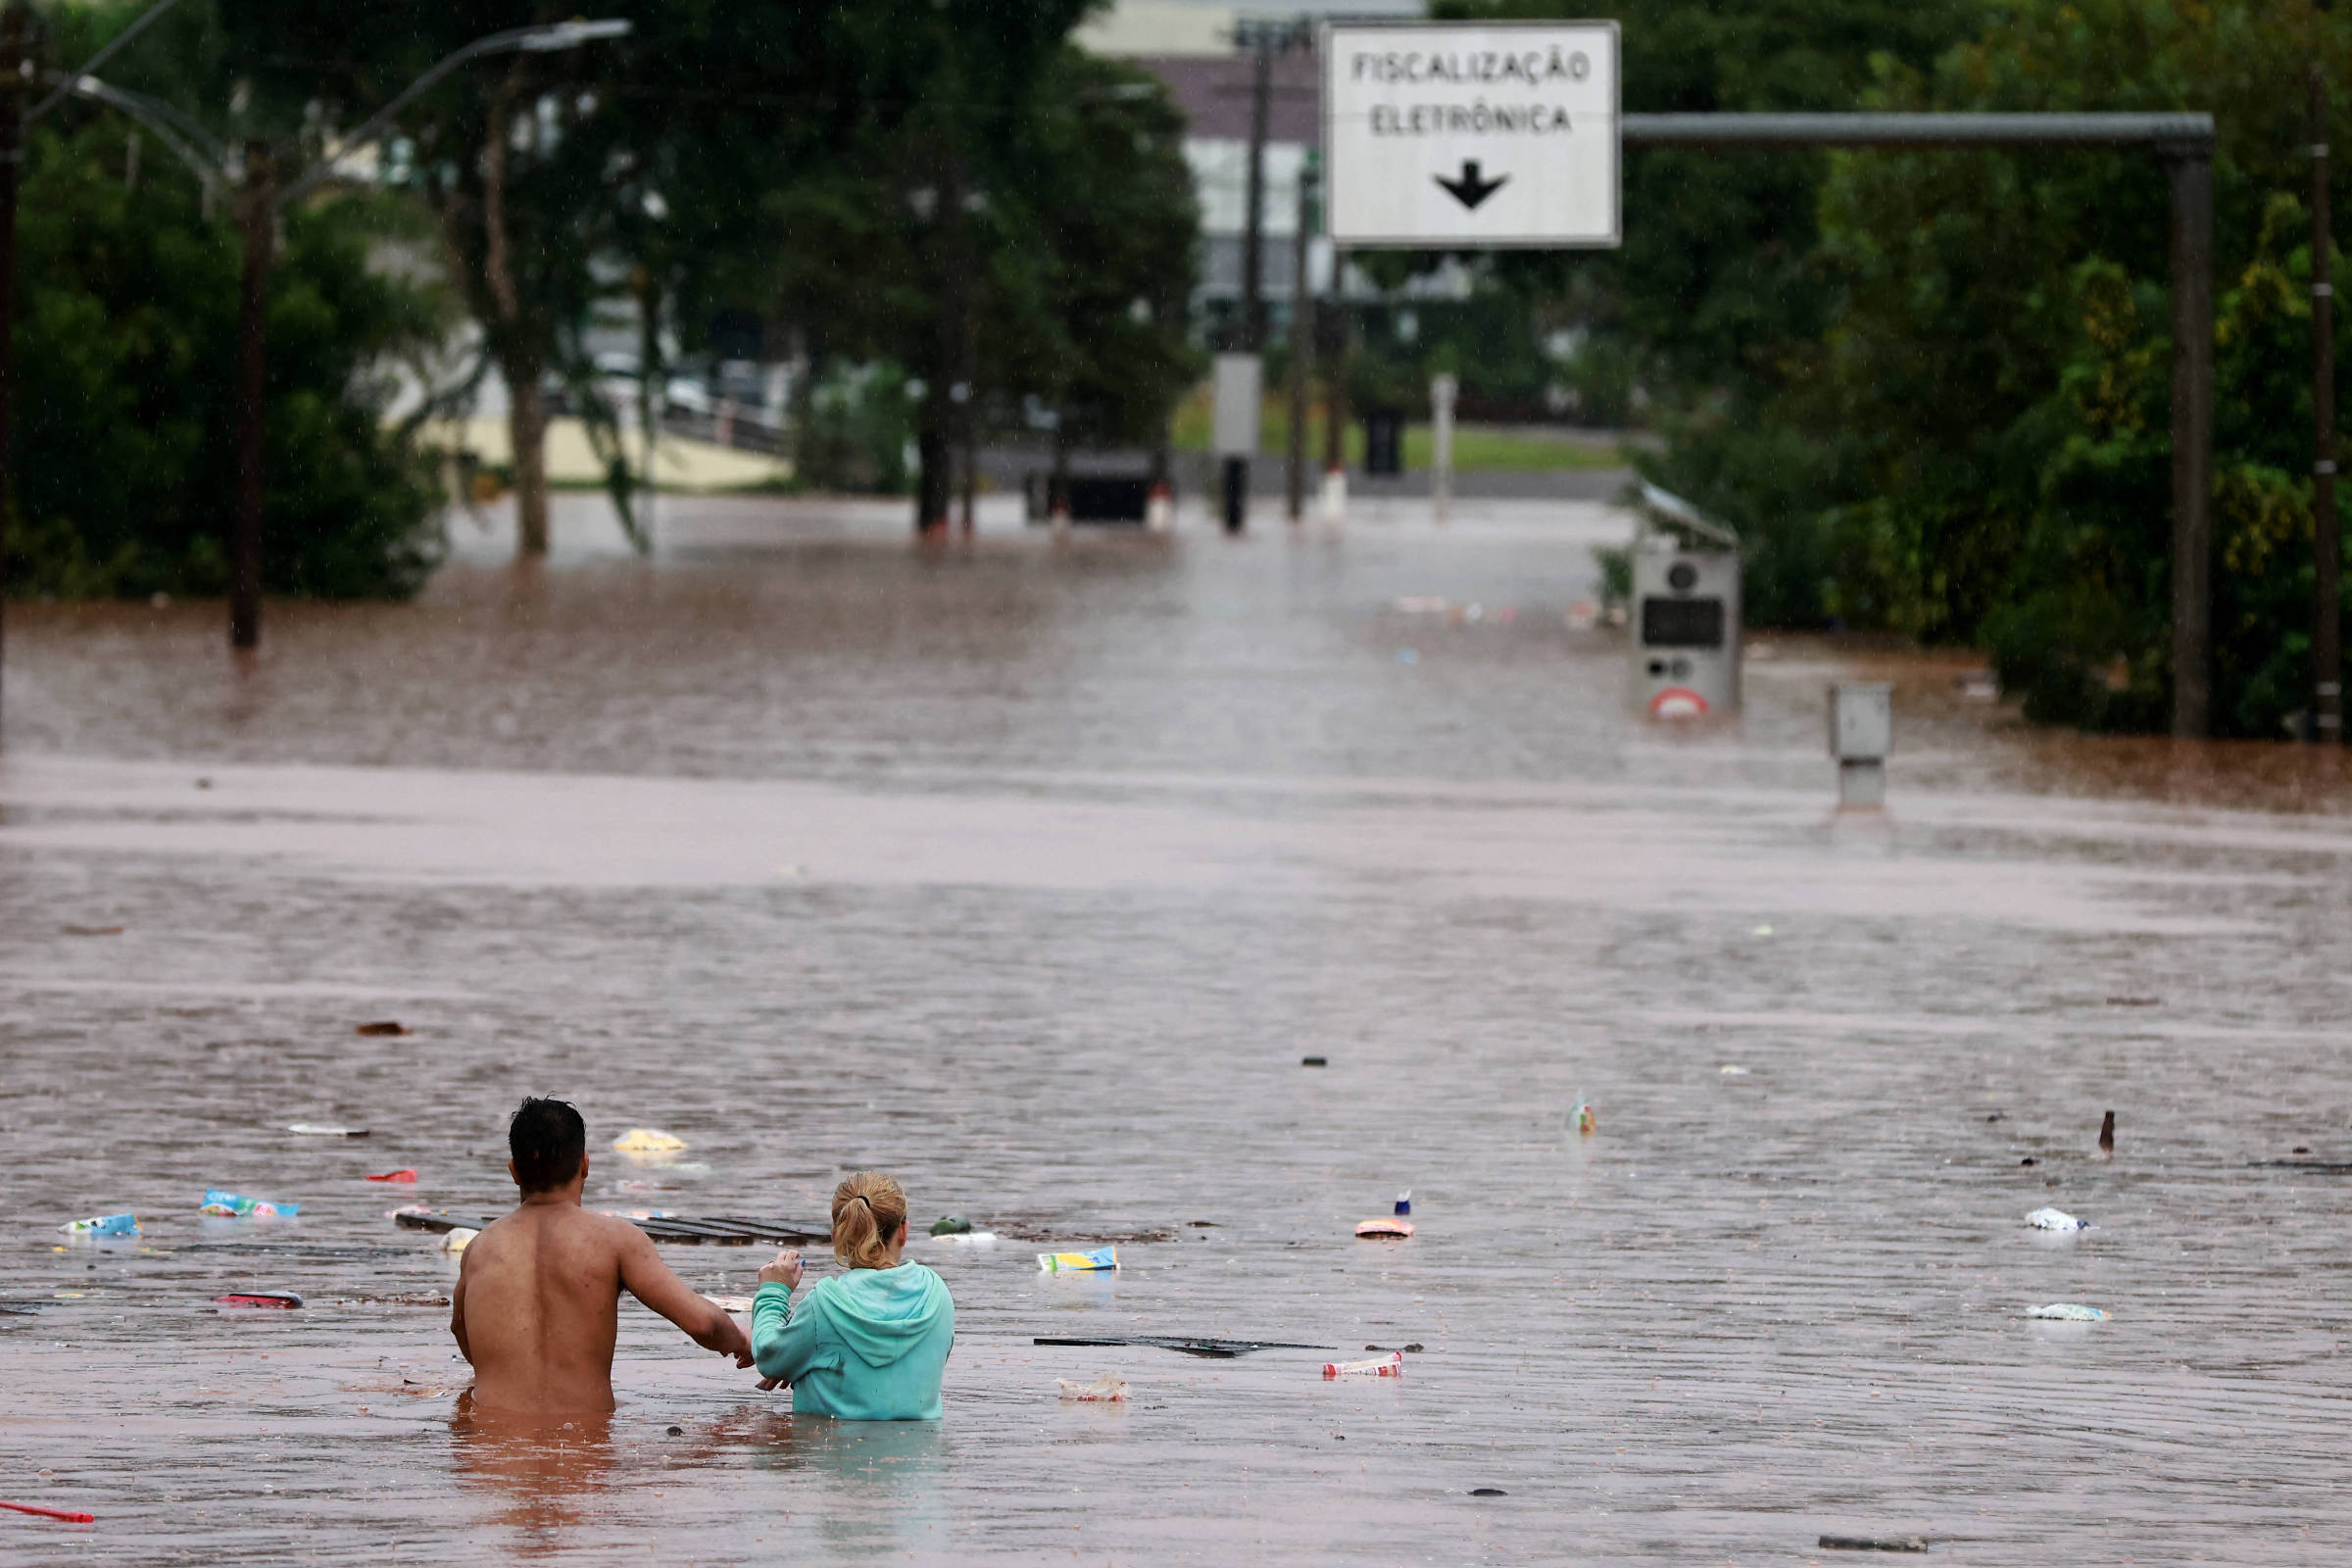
[1322,22,1620,249]
[1211,353,1262,457]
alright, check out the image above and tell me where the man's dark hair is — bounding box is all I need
[510,1097,586,1194]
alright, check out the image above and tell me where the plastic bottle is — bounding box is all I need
[1323,1350,1404,1379]
[200,1189,299,1218]
[1394,1190,1411,1216]
[58,1213,138,1237]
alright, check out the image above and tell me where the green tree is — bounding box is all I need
[1672,0,2352,735]
[9,112,443,600]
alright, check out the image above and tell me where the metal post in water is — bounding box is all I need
[1430,372,1456,524]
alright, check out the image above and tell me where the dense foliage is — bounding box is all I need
[10,117,444,600]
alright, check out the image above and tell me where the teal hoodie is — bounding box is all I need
[751,1262,955,1420]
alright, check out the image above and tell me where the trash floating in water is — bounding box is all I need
[2026,1302,2107,1321]
[1570,1099,1597,1136]
[214,1293,302,1309]
[1365,1343,1425,1353]
[612,1128,688,1154]
[1354,1217,1414,1239]
[1035,1335,1330,1358]
[0,1499,96,1524]
[58,1214,138,1238]
[335,1291,449,1307]
[2103,996,2160,1007]
[711,1297,756,1312]
[930,1230,998,1246]
[2018,1156,2037,1166]
[1394,1190,1411,1217]
[2026,1206,2091,1231]
[441,1227,480,1254]
[201,1190,298,1218]
[1037,1247,1118,1273]
[1300,1055,1328,1067]
[365,1170,418,1184]
[1469,1487,1507,1496]
[929,1215,972,1236]
[1718,1064,1750,1076]
[354,1021,411,1038]
[287,1124,368,1138]
[1819,1536,1927,1553]
[2097,1109,2115,1155]
[59,924,124,937]
[1323,1350,1403,1379]
[1057,1375,1129,1402]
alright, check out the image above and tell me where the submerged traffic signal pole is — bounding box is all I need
[1619,112,2219,738]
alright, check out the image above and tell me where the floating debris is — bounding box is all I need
[365,1170,418,1184]
[1354,1217,1413,1239]
[1469,1487,1507,1496]
[287,1124,369,1138]
[440,1228,479,1255]
[930,1231,998,1246]
[59,924,123,938]
[1035,1335,1329,1358]
[2026,1302,2107,1322]
[1323,1351,1403,1379]
[214,1293,302,1309]
[58,1214,137,1238]
[1037,1247,1118,1273]
[1819,1536,1927,1553]
[1057,1375,1128,1402]
[1300,1055,1328,1067]
[1719,1064,1750,1076]
[612,1128,688,1155]
[1364,1343,1425,1353]
[0,1500,96,1524]
[200,1190,298,1218]
[929,1215,972,1236]
[2026,1207,2091,1232]
[2097,1109,2115,1155]
[354,1021,411,1038]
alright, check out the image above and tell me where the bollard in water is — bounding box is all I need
[1829,682,1892,808]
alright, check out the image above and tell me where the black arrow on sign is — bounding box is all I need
[1435,160,1507,211]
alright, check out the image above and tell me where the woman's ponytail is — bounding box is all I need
[830,1170,908,1269]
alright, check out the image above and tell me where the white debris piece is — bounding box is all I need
[1057,1375,1128,1402]
[2026,1206,2092,1231]
[2026,1302,2107,1321]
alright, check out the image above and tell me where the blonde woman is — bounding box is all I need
[750,1171,956,1419]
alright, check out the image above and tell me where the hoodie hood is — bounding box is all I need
[808,1262,952,1369]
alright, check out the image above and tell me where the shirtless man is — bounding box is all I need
[451,1097,752,1413]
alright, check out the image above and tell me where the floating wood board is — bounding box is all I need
[394,1211,826,1246]
[1033,1335,1334,1358]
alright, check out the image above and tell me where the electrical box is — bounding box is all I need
[1632,542,1740,718]
[1829,682,1893,760]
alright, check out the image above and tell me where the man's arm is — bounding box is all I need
[615,1223,753,1366]
[449,1246,472,1365]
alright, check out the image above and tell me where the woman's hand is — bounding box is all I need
[758,1249,804,1289]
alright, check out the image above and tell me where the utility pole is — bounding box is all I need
[1320,245,1348,522]
[0,7,20,743]
[1222,22,1273,535]
[1284,154,1313,521]
[229,139,271,652]
[2313,62,2340,743]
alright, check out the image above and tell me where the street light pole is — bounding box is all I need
[229,139,271,652]
[2312,63,2339,744]
[0,7,21,744]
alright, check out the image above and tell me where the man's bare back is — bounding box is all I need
[452,1102,751,1414]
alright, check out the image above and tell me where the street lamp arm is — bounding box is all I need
[274,19,632,210]
[24,0,185,126]
[36,70,227,186]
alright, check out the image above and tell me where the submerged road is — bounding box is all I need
[0,494,2347,1563]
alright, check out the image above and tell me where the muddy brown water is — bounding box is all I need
[2,494,2349,1564]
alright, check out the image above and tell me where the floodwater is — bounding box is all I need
[1,493,2349,1565]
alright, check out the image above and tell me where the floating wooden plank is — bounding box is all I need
[392,1209,825,1245]
[1033,1335,1334,1358]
